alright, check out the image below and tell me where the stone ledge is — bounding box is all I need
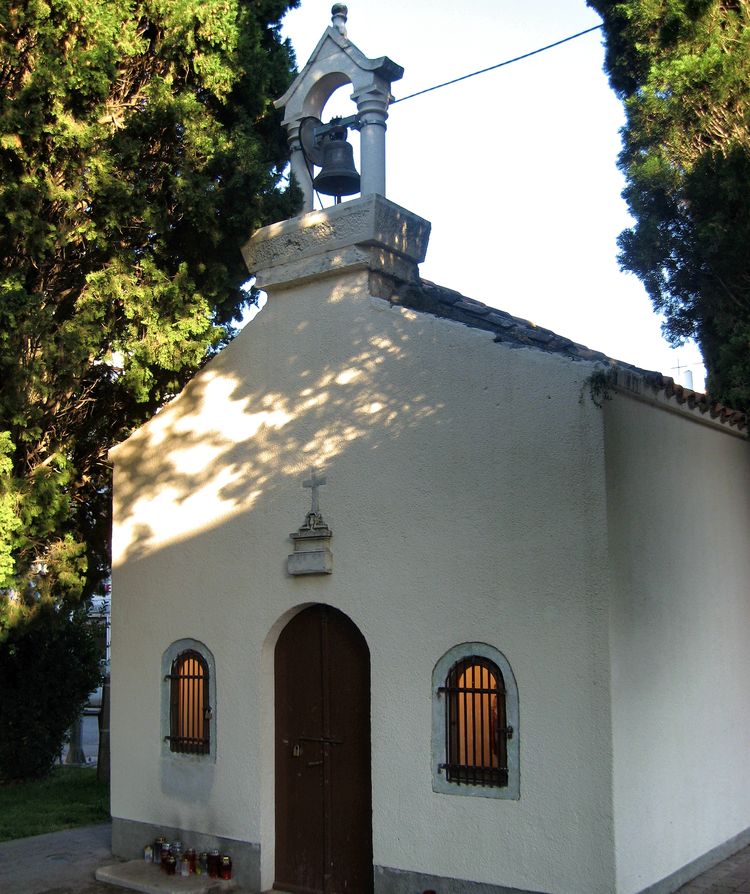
[374,864,546,894]
[96,859,237,894]
[241,194,431,290]
[111,817,260,891]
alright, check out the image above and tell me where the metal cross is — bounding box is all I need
[303,468,327,515]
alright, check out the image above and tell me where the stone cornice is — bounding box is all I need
[241,195,431,290]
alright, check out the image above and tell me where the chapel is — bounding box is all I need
[106,8,750,894]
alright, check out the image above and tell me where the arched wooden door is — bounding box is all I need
[275,604,373,894]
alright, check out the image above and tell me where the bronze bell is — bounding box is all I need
[312,125,360,198]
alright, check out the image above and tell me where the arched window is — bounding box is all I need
[161,640,215,758]
[432,643,519,799]
[443,656,507,787]
[167,650,210,754]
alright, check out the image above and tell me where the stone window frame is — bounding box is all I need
[431,642,520,799]
[161,638,217,762]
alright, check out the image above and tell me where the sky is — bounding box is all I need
[278,0,707,389]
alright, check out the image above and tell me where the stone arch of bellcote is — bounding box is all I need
[275,5,404,210]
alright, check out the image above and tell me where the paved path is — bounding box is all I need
[0,823,114,894]
[676,844,750,893]
[2,823,750,893]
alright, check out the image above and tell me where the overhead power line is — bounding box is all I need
[391,23,603,105]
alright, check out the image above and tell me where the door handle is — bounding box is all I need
[306,760,323,767]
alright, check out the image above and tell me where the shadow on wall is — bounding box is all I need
[112,289,452,566]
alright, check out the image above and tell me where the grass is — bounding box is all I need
[0,766,110,842]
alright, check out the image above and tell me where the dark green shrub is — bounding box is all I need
[0,606,101,781]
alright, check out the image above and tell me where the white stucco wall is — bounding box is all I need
[110,267,616,893]
[604,395,750,894]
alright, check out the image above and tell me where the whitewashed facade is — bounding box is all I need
[109,11,750,894]
[109,193,749,894]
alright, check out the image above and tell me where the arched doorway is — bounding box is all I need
[274,604,373,893]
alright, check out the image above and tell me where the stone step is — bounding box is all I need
[95,860,238,894]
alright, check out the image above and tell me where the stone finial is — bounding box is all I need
[331,4,348,36]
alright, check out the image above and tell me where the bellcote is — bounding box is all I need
[275,4,404,211]
[242,8,430,292]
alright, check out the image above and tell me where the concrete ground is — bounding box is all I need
[0,823,114,894]
[0,823,251,894]
[676,845,750,894]
[2,823,750,894]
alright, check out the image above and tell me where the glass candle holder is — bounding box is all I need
[153,837,167,865]
[185,848,197,874]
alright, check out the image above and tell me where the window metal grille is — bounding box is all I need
[166,650,210,754]
[439,656,509,787]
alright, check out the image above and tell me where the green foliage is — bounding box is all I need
[582,367,616,408]
[0,606,101,780]
[0,434,22,589]
[0,765,109,840]
[588,0,750,411]
[0,0,300,606]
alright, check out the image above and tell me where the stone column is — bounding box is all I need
[287,121,314,213]
[354,86,390,197]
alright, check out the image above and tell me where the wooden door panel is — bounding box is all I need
[275,605,372,894]
[326,609,372,893]
[275,608,325,892]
